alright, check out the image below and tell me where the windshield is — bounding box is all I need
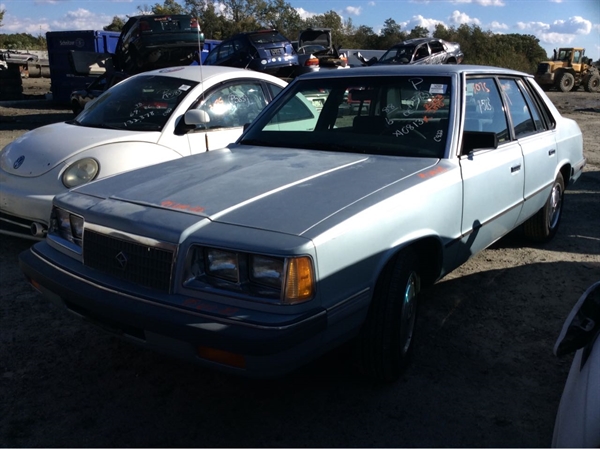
[75,74,198,131]
[378,45,415,64]
[240,75,452,158]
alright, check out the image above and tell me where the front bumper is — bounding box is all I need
[19,241,331,378]
[0,170,55,238]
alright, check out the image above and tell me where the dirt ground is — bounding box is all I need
[0,77,599,447]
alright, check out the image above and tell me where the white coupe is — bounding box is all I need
[0,66,287,239]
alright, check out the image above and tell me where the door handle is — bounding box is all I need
[549,149,556,156]
[511,164,521,173]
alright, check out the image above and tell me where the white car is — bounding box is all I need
[552,281,600,447]
[0,66,287,239]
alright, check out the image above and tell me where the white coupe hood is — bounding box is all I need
[0,122,159,177]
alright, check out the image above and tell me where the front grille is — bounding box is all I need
[83,229,175,293]
[536,63,550,74]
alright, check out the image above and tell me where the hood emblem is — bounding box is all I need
[13,156,25,169]
[115,251,128,270]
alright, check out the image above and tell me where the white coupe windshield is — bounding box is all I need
[74,75,199,131]
[241,75,452,158]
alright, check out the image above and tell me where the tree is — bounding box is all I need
[351,25,379,50]
[261,0,304,40]
[407,25,429,40]
[378,18,406,49]
[104,16,126,32]
[0,8,5,28]
[149,0,187,14]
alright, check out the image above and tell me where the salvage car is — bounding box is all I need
[0,66,287,239]
[114,14,203,74]
[19,65,585,382]
[359,38,463,66]
[204,30,299,78]
[552,280,600,448]
[292,28,348,76]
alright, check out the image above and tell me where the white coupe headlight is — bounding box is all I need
[62,158,99,188]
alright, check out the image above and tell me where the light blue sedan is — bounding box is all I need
[19,65,586,381]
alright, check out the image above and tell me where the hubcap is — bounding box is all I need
[547,182,562,230]
[400,272,418,355]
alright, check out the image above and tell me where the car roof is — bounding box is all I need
[295,64,529,80]
[128,65,288,85]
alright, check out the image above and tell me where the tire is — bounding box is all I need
[523,172,565,243]
[584,74,600,93]
[355,248,420,382]
[556,72,575,92]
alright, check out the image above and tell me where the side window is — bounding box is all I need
[414,44,430,60]
[573,50,582,64]
[268,84,284,99]
[197,82,267,129]
[465,77,509,143]
[429,41,444,54]
[517,80,546,132]
[499,78,536,138]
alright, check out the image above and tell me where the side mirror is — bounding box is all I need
[554,281,600,362]
[461,131,498,155]
[184,109,211,126]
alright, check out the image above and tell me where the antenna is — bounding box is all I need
[195,18,206,100]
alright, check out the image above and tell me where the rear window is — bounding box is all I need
[249,32,289,45]
[141,16,195,32]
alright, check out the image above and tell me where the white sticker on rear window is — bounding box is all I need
[430,84,447,94]
[179,84,191,91]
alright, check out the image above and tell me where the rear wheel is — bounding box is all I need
[556,72,575,92]
[584,74,600,92]
[355,248,420,382]
[523,172,564,242]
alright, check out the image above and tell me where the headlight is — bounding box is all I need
[49,207,84,247]
[62,158,99,188]
[185,246,314,304]
[206,248,239,282]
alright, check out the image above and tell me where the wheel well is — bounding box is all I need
[390,237,443,288]
[559,164,572,188]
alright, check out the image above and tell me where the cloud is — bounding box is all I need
[368,1,375,5]
[295,7,317,20]
[399,15,447,35]
[345,6,362,16]
[549,16,592,35]
[516,16,593,47]
[448,10,482,26]
[449,0,505,5]
[488,21,508,31]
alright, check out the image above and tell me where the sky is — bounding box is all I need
[1,0,599,60]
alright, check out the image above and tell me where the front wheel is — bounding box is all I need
[523,172,565,242]
[354,248,420,382]
[584,74,600,92]
[556,72,575,92]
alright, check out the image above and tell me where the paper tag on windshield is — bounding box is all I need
[430,84,447,94]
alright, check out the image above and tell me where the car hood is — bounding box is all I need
[0,122,159,177]
[75,145,438,237]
